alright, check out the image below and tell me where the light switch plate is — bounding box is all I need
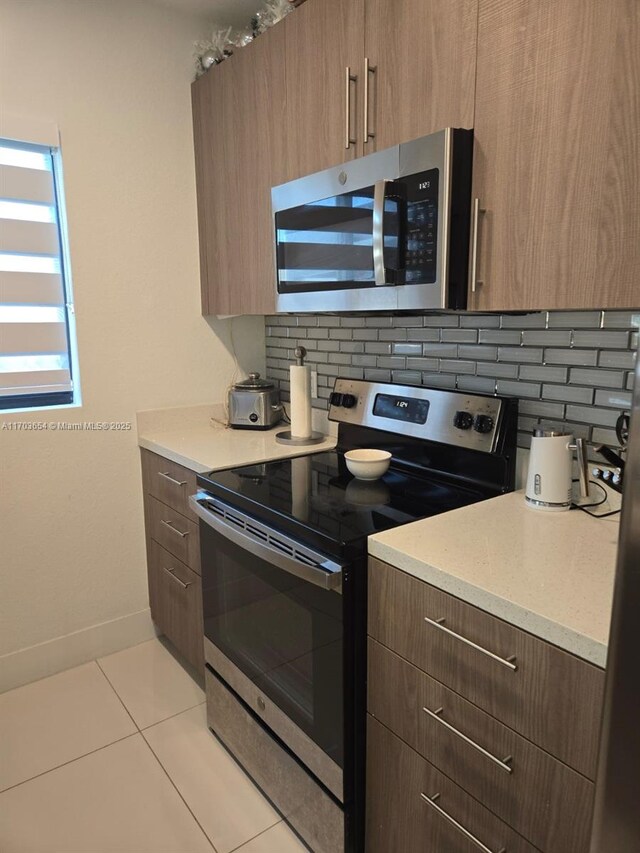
[310,370,318,398]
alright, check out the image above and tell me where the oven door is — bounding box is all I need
[190,494,345,801]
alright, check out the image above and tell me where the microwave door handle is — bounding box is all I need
[189,495,343,593]
[372,179,389,285]
[373,179,406,285]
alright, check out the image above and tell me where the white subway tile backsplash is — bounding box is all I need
[265,309,638,449]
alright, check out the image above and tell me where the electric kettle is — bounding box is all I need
[525,429,589,511]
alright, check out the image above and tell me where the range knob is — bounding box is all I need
[330,392,343,407]
[453,410,474,430]
[473,414,494,434]
[342,393,357,409]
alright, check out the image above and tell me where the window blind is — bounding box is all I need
[0,139,75,409]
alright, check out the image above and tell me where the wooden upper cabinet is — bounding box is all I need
[192,25,286,315]
[282,0,365,182]
[363,0,477,152]
[470,0,640,311]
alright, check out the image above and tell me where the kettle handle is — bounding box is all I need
[569,437,589,498]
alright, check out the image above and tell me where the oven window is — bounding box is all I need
[201,524,344,767]
[275,187,400,293]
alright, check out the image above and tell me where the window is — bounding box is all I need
[0,138,79,410]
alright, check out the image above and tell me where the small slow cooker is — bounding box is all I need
[228,372,283,430]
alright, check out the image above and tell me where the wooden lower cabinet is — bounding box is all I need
[367,557,603,853]
[141,449,204,674]
[368,639,593,853]
[369,557,604,779]
[367,717,538,853]
[148,540,204,674]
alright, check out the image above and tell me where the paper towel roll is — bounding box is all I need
[290,364,312,439]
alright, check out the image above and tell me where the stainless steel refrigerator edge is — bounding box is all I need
[590,342,640,852]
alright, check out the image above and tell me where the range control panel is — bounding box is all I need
[328,378,504,453]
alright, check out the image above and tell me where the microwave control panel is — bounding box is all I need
[404,168,438,285]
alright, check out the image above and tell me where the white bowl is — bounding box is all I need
[344,449,392,481]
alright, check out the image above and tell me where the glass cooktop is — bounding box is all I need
[197,450,489,561]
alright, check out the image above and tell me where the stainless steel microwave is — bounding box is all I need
[272,128,473,313]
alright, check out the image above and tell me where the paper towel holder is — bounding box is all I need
[276,346,325,446]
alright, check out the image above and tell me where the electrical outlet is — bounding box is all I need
[310,370,318,398]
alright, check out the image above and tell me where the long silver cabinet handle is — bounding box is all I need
[469,197,485,294]
[424,616,517,671]
[163,567,191,589]
[189,494,343,592]
[363,57,376,144]
[423,706,513,773]
[420,793,506,853]
[159,471,187,487]
[161,519,189,538]
[372,179,390,286]
[344,66,357,149]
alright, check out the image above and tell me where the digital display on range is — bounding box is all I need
[373,393,429,425]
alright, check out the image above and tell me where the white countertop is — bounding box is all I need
[136,403,336,474]
[369,491,619,667]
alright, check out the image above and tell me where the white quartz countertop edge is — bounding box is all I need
[368,538,609,668]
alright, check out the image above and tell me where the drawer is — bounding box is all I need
[148,540,204,672]
[147,495,200,573]
[368,639,593,853]
[141,449,198,520]
[367,716,539,853]
[368,558,604,778]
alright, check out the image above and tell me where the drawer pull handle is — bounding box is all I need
[424,707,513,774]
[163,567,191,589]
[159,471,187,487]
[161,519,189,538]
[420,792,506,853]
[424,616,517,672]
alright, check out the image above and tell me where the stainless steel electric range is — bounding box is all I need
[190,379,518,853]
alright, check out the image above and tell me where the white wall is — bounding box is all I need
[0,0,265,684]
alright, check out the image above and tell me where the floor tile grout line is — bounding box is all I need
[139,699,206,733]
[139,733,219,853]
[0,731,139,796]
[226,820,286,853]
[94,658,142,733]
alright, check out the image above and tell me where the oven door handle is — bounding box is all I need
[189,495,343,593]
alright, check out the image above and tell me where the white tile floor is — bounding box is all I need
[0,639,308,853]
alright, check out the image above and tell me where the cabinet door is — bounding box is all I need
[363,0,477,152]
[282,0,364,182]
[192,24,287,315]
[148,540,204,673]
[470,0,640,311]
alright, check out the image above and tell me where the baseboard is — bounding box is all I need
[0,609,159,694]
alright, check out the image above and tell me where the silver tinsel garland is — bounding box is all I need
[194,0,297,79]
